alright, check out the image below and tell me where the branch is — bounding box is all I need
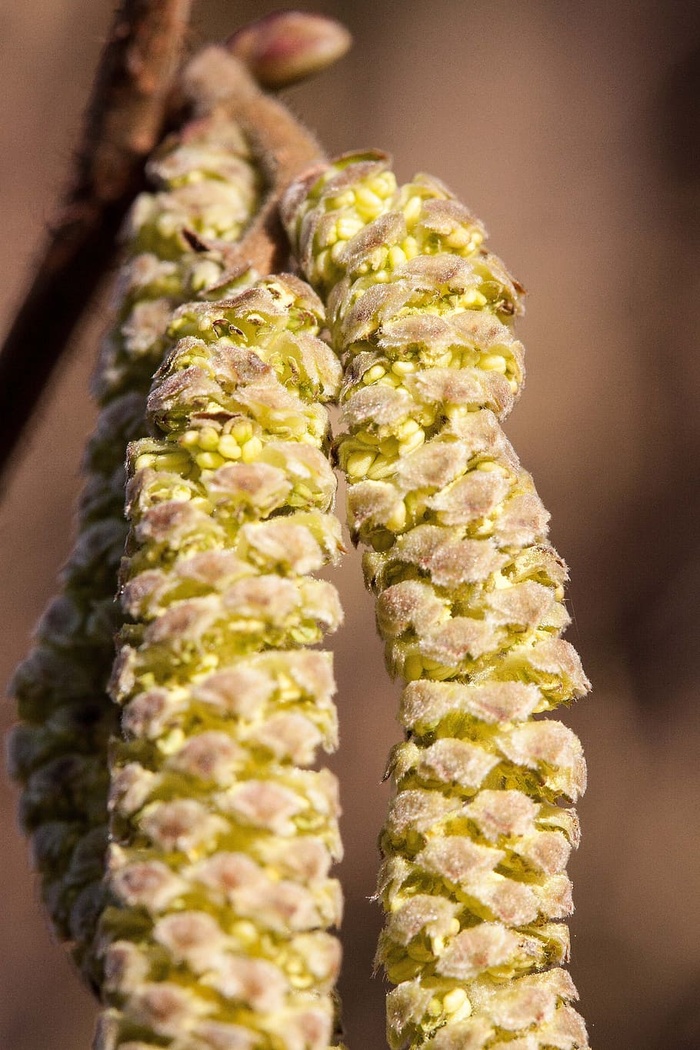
[0,0,191,485]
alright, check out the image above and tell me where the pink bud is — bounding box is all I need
[227,11,352,89]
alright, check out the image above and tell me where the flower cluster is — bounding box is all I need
[8,113,259,982]
[95,275,346,1050]
[283,153,591,1050]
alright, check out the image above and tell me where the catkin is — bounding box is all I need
[93,275,345,1050]
[283,152,591,1050]
[8,112,260,982]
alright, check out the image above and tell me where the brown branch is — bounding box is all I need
[0,0,192,486]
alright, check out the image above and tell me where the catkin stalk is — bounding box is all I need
[283,152,591,1050]
[94,275,345,1050]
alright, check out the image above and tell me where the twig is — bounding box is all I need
[0,0,192,485]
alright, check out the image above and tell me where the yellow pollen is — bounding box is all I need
[195,451,225,470]
[402,197,422,225]
[443,988,468,1015]
[388,246,407,270]
[198,427,220,451]
[363,364,386,384]
[346,450,376,478]
[404,653,424,681]
[481,354,507,373]
[217,436,241,459]
[241,437,263,463]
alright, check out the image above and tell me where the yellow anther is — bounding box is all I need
[158,729,185,756]
[404,653,424,682]
[378,436,398,458]
[195,451,225,470]
[191,260,222,292]
[355,186,382,210]
[369,246,390,272]
[231,921,258,945]
[369,173,397,198]
[363,364,387,384]
[402,196,422,226]
[328,190,355,209]
[157,213,177,237]
[451,998,473,1024]
[443,988,468,1016]
[387,957,419,984]
[180,430,199,448]
[386,502,407,533]
[403,236,420,260]
[481,354,507,373]
[407,942,433,962]
[367,459,397,480]
[445,227,471,249]
[198,427,220,451]
[241,437,263,463]
[397,419,420,438]
[346,450,376,478]
[391,360,416,376]
[217,435,242,460]
[388,246,407,270]
[427,998,442,1018]
[316,248,330,276]
[400,430,425,454]
[135,453,156,471]
[464,289,488,308]
[159,452,190,470]
[232,421,253,442]
[337,216,364,240]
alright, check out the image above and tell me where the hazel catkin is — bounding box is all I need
[283,151,591,1050]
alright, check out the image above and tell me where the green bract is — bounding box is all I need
[283,153,591,1050]
[9,113,259,983]
[94,275,345,1050]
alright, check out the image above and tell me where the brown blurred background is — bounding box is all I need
[2,1,700,1047]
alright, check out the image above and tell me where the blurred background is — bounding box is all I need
[1,1,700,1047]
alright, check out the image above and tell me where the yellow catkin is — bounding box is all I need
[8,113,260,983]
[283,152,591,1050]
[93,275,345,1050]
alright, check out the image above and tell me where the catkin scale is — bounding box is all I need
[94,274,345,1050]
[283,153,591,1050]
